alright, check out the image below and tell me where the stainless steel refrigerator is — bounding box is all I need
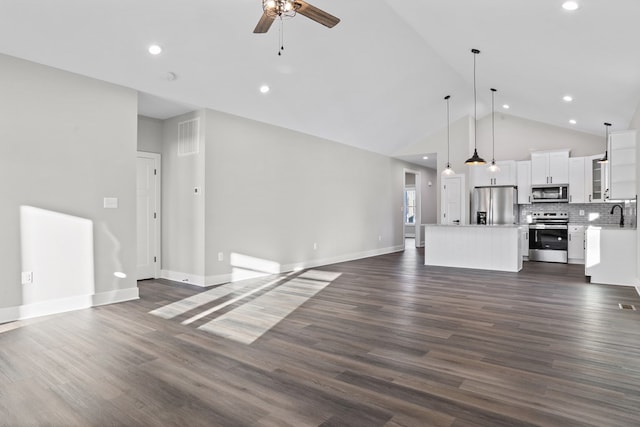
[471,186,518,225]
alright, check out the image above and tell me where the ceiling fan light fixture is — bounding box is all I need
[263,0,298,18]
[254,0,340,34]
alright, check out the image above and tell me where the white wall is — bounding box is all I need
[420,167,438,224]
[202,109,407,284]
[137,116,163,153]
[160,111,207,284]
[0,54,138,321]
[475,113,604,160]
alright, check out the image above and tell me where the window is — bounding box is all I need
[404,188,416,224]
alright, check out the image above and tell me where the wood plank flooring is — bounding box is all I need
[1,247,640,426]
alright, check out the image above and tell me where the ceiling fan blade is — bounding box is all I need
[295,1,340,28]
[253,12,276,33]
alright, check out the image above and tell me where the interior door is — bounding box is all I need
[442,175,464,225]
[137,152,160,280]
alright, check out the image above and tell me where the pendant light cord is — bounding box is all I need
[491,88,496,162]
[278,17,284,55]
[473,52,477,150]
[445,95,450,166]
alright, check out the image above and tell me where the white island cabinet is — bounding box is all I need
[424,225,522,272]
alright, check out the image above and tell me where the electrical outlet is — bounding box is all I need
[21,272,33,285]
[313,242,318,250]
[378,235,382,241]
[579,210,585,216]
[218,252,224,261]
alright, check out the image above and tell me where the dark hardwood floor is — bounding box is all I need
[1,248,640,426]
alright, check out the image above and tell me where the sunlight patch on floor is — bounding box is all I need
[197,270,340,344]
[149,274,283,320]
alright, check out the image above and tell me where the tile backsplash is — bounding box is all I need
[519,201,637,227]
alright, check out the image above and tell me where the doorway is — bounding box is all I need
[403,169,421,250]
[136,152,161,280]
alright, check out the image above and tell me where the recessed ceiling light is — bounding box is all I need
[259,85,270,94]
[423,156,429,160]
[148,44,162,55]
[502,104,510,109]
[569,119,577,124]
[563,95,573,102]
[562,1,579,11]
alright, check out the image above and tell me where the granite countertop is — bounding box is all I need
[587,224,637,230]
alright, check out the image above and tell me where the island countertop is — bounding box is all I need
[423,224,523,228]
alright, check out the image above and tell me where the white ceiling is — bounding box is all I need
[1,0,639,158]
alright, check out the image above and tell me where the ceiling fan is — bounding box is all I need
[253,0,340,33]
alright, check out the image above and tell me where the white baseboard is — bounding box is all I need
[161,269,207,287]
[282,245,405,274]
[200,245,405,287]
[0,287,139,324]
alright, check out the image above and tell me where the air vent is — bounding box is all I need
[618,303,636,311]
[178,118,200,156]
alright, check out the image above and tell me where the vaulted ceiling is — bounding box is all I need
[1,1,639,157]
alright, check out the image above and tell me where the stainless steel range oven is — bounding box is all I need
[528,212,569,263]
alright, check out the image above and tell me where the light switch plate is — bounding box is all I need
[21,271,33,285]
[103,197,118,209]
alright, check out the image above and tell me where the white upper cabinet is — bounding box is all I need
[609,130,636,200]
[568,157,586,203]
[531,150,569,185]
[470,160,517,187]
[586,154,609,203]
[516,161,531,204]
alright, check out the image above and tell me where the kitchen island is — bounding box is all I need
[423,224,523,272]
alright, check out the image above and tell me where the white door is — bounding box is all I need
[137,152,161,280]
[441,175,464,225]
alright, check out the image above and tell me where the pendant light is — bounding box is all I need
[598,122,611,163]
[442,95,455,176]
[487,88,500,173]
[465,48,486,165]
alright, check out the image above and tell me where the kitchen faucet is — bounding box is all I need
[610,204,625,227]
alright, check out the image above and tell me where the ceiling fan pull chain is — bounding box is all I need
[278,18,284,56]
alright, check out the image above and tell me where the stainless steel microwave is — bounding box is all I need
[531,184,569,203]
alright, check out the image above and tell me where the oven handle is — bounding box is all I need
[529,224,568,230]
